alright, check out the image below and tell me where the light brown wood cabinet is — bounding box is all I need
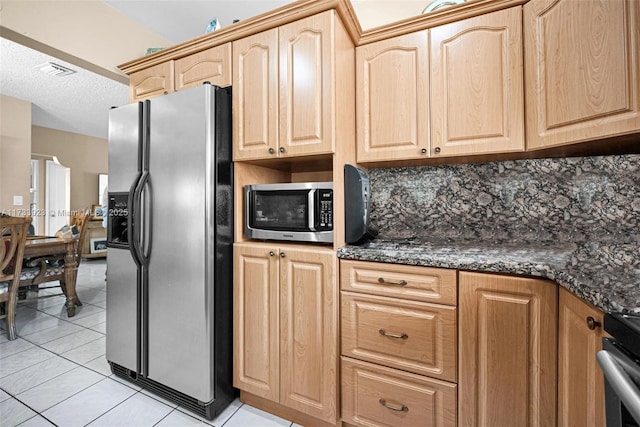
[129,61,174,102]
[458,271,558,427]
[232,28,279,161]
[430,6,524,157]
[129,43,232,102]
[355,31,430,162]
[524,0,640,149]
[557,287,606,427]
[233,10,350,161]
[174,44,232,91]
[233,242,338,423]
[355,7,524,163]
[340,260,457,426]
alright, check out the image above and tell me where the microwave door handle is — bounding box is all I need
[308,189,316,231]
[597,350,640,424]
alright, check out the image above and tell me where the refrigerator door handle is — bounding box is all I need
[131,171,147,267]
[140,177,153,264]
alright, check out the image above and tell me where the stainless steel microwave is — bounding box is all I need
[244,182,333,243]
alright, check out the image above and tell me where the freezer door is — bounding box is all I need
[108,103,142,192]
[105,248,139,372]
[146,85,219,402]
[106,102,142,373]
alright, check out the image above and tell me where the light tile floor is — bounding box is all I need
[1,259,299,427]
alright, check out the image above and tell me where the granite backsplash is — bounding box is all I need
[336,154,640,312]
[368,154,640,244]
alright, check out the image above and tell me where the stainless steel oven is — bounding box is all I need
[598,313,640,426]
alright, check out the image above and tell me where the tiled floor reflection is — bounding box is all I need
[1,259,300,427]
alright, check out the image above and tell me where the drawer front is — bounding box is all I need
[342,357,457,427]
[342,292,456,381]
[340,260,457,305]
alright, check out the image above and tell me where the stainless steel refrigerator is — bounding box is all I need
[105,84,235,420]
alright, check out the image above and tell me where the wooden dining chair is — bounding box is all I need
[17,209,90,312]
[0,215,32,340]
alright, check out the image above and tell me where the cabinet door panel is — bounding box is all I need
[356,31,429,162]
[525,0,640,148]
[233,243,279,401]
[129,61,174,102]
[280,247,337,423]
[233,29,279,161]
[279,11,334,157]
[431,7,524,157]
[458,272,557,427]
[175,43,231,90]
[558,287,606,427]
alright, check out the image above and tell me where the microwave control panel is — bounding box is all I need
[318,189,333,231]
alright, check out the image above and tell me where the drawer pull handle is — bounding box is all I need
[379,398,409,412]
[379,329,408,340]
[377,277,407,286]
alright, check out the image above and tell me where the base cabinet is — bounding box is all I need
[340,260,457,427]
[233,242,338,424]
[557,287,606,427]
[458,271,558,427]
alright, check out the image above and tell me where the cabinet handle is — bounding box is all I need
[279,147,285,153]
[420,148,427,155]
[268,148,275,154]
[434,147,441,154]
[280,252,286,258]
[379,398,409,412]
[379,329,408,340]
[587,316,602,330]
[269,251,275,257]
[377,277,407,286]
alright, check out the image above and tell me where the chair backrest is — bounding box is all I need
[1,216,32,285]
[71,209,90,265]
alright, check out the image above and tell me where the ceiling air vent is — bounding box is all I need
[37,62,76,77]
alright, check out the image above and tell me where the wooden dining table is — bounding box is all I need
[24,236,81,317]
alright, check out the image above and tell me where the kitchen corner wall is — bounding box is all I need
[369,154,640,244]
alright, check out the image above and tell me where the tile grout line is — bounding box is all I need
[2,383,59,426]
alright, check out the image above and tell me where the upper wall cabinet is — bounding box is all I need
[234,11,346,161]
[129,61,175,102]
[174,44,232,91]
[356,31,430,162]
[430,7,524,157]
[129,43,232,102]
[355,7,524,163]
[233,28,279,161]
[524,0,640,149]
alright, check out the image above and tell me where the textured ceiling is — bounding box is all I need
[0,37,129,139]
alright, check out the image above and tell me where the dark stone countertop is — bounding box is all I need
[337,238,640,314]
